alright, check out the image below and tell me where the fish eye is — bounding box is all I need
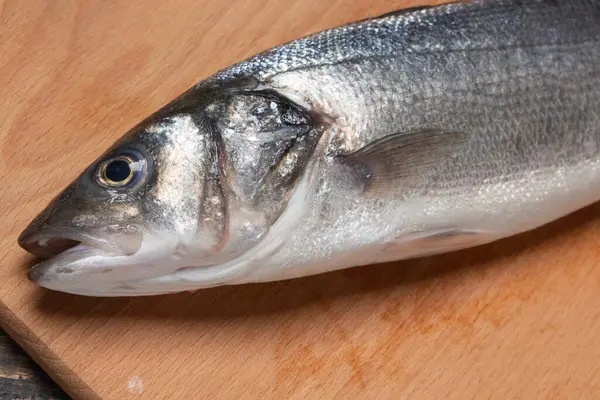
[94,151,147,189]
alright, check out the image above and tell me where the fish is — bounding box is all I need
[17,0,600,296]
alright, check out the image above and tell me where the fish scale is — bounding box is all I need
[211,1,599,82]
[18,0,600,296]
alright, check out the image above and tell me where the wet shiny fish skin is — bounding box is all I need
[18,0,600,296]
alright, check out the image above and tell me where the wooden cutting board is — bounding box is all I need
[2,0,600,399]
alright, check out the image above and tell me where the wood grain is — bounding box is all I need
[2,0,600,399]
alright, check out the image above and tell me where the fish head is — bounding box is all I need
[18,110,220,292]
[18,82,324,296]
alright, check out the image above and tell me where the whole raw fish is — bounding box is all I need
[18,0,600,296]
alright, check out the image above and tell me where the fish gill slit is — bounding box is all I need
[251,135,300,203]
[213,127,231,254]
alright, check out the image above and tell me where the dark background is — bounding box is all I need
[0,330,68,400]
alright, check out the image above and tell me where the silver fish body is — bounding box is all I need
[19,0,600,296]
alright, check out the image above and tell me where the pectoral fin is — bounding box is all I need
[383,228,499,259]
[338,129,469,193]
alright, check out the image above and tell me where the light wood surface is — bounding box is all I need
[2,0,600,399]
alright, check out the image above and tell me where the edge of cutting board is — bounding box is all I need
[0,302,99,400]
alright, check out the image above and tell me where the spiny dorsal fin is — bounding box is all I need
[375,6,438,19]
[338,128,469,193]
[366,2,462,22]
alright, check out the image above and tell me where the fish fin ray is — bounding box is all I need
[384,228,499,258]
[361,3,461,22]
[338,128,469,192]
[373,6,440,20]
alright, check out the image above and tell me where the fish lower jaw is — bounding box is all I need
[25,241,204,296]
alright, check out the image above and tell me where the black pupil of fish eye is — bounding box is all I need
[105,159,132,183]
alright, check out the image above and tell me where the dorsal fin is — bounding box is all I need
[358,2,462,23]
[352,7,433,25]
[375,6,437,19]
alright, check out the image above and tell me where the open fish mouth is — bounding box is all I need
[19,231,122,259]
[18,228,142,287]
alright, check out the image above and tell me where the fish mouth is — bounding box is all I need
[18,228,130,259]
[18,227,142,285]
